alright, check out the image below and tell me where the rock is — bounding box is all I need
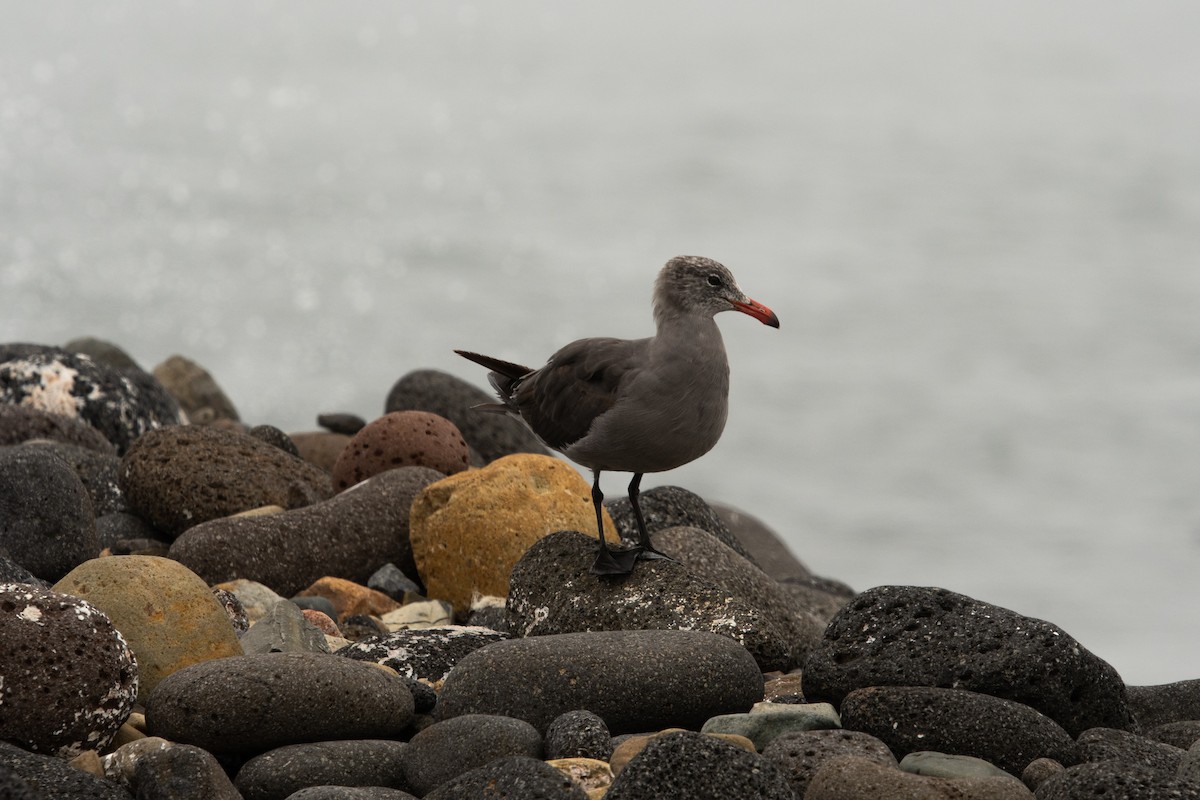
[380,599,454,630]
[0,546,43,585]
[0,344,182,453]
[213,587,250,634]
[437,629,763,734]
[763,672,806,703]
[805,755,1033,800]
[1147,721,1200,750]
[290,431,352,473]
[1034,761,1199,799]
[607,485,756,564]
[295,576,402,621]
[609,730,755,776]
[170,466,440,597]
[651,525,827,665]
[151,354,240,424]
[839,686,1077,777]
[1075,727,1185,773]
[52,555,243,702]
[132,743,241,800]
[367,562,422,601]
[778,576,855,628]
[331,411,471,491]
[802,585,1132,737]
[63,337,142,371]
[217,579,285,624]
[290,594,338,619]
[1020,758,1065,791]
[240,599,331,654]
[1128,680,1200,730]
[423,755,585,800]
[120,425,333,538]
[22,440,126,516]
[712,501,811,581]
[301,609,342,637]
[0,741,134,800]
[547,758,614,796]
[384,368,549,463]
[507,530,796,671]
[606,730,796,800]
[0,444,99,581]
[0,583,138,757]
[409,454,612,613]
[702,702,841,751]
[761,729,898,797]
[145,652,415,754]
[0,404,116,452]
[250,424,301,457]
[545,710,614,761]
[285,790,417,800]
[901,751,1016,780]
[235,740,410,800]
[317,412,367,436]
[335,626,509,683]
[96,512,166,553]
[400,714,541,795]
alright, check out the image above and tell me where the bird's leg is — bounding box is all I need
[628,473,676,562]
[589,470,638,576]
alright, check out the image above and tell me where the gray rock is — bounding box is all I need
[241,600,331,654]
[1076,728,1185,774]
[900,751,1016,780]
[507,529,794,671]
[607,730,796,800]
[236,740,410,800]
[0,584,138,758]
[317,412,367,436]
[384,368,548,464]
[1129,680,1200,730]
[145,652,414,755]
[840,685,1077,776]
[761,729,897,797]
[132,744,241,800]
[24,440,125,516]
[712,501,811,581]
[423,756,585,800]
[0,444,98,581]
[1147,721,1200,751]
[286,789,417,800]
[607,485,756,564]
[170,466,439,596]
[0,546,44,586]
[63,337,142,371]
[335,625,508,683]
[401,714,541,796]
[96,512,166,553]
[120,424,333,539]
[0,741,134,799]
[436,629,763,734]
[0,404,116,453]
[1034,760,1200,799]
[1021,758,1066,791]
[367,562,422,601]
[0,344,182,453]
[250,424,301,457]
[803,585,1132,737]
[544,710,613,761]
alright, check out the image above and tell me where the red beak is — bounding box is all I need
[731,298,780,329]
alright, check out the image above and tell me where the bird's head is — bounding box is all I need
[653,255,780,328]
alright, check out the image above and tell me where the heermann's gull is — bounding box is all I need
[456,255,779,575]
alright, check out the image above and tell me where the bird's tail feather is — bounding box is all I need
[455,349,532,411]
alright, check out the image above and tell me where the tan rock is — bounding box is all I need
[409,454,615,612]
[290,431,352,472]
[548,758,613,796]
[295,576,402,620]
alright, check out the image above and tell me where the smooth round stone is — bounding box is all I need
[606,485,756,564]
[437,629,763,734]
[0,584,138,757]
[295,576,401,620]
[802,585,1132,737]
[607,731,795,800]
[331,411,470,491]
[423,756,584,800]
[151,354,240,424]
[761,729,898,798]
[285,790,417,800]
[216,579,285,624]
[145,652,415,754]
[900,751,1016,780]
[249,424,301,457]
[1034,761,1199,799]
[119,424,333,538]
[0,444,99,581]
[0,741,134,799]
[712,501,812,581]
[235,740,410,800]
[171,466,440,597]
[290,431,352,473]
[701,702,840,751]
[53,555,243,702]
[544,710,613,761]
[1020,757,1065,791]
[806,756,1033,800]
[400,714,541,796]
[63,337,141,371]
[317,412,367,436]
[132,744,240,800]
[1076,727,1184,773]
[0,404,115,453]
[335,626,508,683]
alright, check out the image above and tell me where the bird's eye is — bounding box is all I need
[706,274,723,287]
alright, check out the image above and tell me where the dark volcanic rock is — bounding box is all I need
[120,424,334,538]
[0,404,116,452]
[607,730,796,800]
[713,501,811,581]
[286,790,417,800]
[132,743,241,800]
[170,466,441,597]
[332,411,470,490]
[761,729,898,797]
[0,445,99,580]
[507,530,796,671]
[544,710,613,761]
[607,485,757,564]
[436,629,763,734]
[839,685,1078,776]
[400,714,541,796]
[24,440,125,516]
[145,652,415,755]
[0,344,182,453]
[1146,721,1200,750]
[235,740,410,800]
[250,424,301,457]
[317,412,367,435]
[802,585,1132,737]
[384,368,549,463]
[1034,761,1200,799]
[0,584,138,757]
[335,625,508,683]
[0,547,43,585]
[0,741,133,800]
[1075,727,1185,774]
[1128,679,1200,730]
[423,756,585,800]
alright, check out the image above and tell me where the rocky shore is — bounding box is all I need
[2,339,1199,799]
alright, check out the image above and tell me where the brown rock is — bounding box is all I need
[290,431,351,472]
[332,411,470,491]
[152,354,240,424]
[295,576,402,621]
[409,453,614,612]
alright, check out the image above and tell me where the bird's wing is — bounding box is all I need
[515,336,648,451]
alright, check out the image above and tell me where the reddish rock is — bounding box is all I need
[331,411,469,491]
[295,576,402,621]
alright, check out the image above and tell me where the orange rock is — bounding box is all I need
[295,576,402,620]
[331,411,468,491]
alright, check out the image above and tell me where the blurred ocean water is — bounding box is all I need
[3,2,1199,683]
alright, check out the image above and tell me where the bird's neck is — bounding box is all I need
[652,311,726,361]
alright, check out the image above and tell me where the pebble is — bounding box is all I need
[1020,757,1064,790]
[436,629,763,734]
[331,410,471,490]
[295,576,402,621]
[151,354,241,424]
[367,562,423,601]
[408,454,612,614]
[145,652,415,754]
[400,713,542,795]
[701,701,841,751]
[547,757,614,796]
[0,444,99,581]
[249,424,302,457]
[335,625,509,683]
[802,584,1132,737]
[507,529,794,671]
[606,484,756,564]
[169,466,441,597]
[761,729,898,797]
[234,740,410,800]
[240,599,331,654]
[805,755,1035,799]
[0,402,117,453]
[0,344,182,453]
[545,710,614,761]
[52,555,243,701]
[711,501,812,581]
[0,547,43,585]
[131,742,241,800]
[0,584,138,757]
[289,430,352,472]
[900,751,1017,780]
[316,412,367,435]
[0,741,133,799]
[423,755,585,800]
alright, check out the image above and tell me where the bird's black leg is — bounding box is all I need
[628,473,676,562]
[589,470,638,576]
